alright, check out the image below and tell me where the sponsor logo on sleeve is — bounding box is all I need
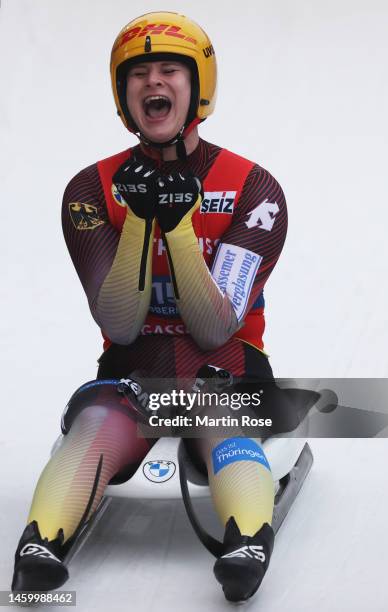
[200,191,237,214]
[141,323,186,335]
[149,276,178,316]
[69,202,105,231]
[211,243,262,321]
[212,438,271,475]
[245,198,279,230]
[153,236,219,256]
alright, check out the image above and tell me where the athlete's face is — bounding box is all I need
[126,60,191,143]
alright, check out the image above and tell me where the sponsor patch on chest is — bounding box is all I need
[200,191,237,214]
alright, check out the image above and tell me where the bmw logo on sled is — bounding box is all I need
[143,460,176,483]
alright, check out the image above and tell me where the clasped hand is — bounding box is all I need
[113,159,202,232]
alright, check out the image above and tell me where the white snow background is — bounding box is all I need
[0,1,387,610]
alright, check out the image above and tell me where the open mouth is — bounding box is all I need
[143,95,172,119]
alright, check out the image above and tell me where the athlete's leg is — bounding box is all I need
[12,381,154,591]
[191,436,274,536]
[182,344,278,602]
[28,403,151,543]
[185,349,276,535]
[187,435,274,602]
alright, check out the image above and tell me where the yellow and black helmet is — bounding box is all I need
[110,11,217,138]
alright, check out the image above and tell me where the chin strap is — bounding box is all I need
[135,117,203,160]
[175,137,187,160]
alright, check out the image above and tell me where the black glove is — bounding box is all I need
[155,171,203,232]
[112,158,159,220]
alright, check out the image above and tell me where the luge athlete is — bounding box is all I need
[12,12,287,602]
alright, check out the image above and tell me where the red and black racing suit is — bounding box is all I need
[62,138,287,384]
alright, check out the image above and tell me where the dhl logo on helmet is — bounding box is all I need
[115,25,198,50]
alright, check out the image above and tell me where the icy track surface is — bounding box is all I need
[2,439,388,612]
